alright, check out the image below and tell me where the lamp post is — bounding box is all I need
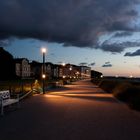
[69,66,72,80]
[62,62,66,78]
[62,62,66,67]
[41,48,46,94]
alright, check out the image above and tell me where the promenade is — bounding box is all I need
[0,79,140,140]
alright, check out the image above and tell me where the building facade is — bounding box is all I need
[80,66,91,79]
[30,61,91,80]
[15,58,31,78]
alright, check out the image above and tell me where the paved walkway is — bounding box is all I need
[0,79,140,140]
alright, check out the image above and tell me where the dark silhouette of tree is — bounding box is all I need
[0,47,15,80]
[30,61,42,79]
[91,70,102,79]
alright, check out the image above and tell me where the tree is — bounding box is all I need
[91,70,102,79]
[0,47,15,80]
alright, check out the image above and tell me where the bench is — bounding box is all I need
[0,90,19,115]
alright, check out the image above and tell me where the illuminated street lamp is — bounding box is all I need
[41,47,47,94]
[69,67,72,71]
[62,62,66,66]
[100,75,103,78]
[63,75,66,79]
[75,71,79,79]
[62,62,66,78]
[42,74,46,79]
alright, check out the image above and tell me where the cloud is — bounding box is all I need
[79,62,88,66]
[57,62,63,64]
[98,42,125,53]
[0,0,139,51]
[105,62,110,64]
[98,41,140,53]
[0,39,11,47]
[50,53,55,56]
[102,62,113,67]
[113,31,133,38]
[102,64,112,67]
[90,62,96,66]
[124,49,140,56]
[88,62,96,66]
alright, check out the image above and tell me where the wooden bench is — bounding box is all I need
[0,90,19,115]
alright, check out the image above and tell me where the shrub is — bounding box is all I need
[91,78,102,85]
[113,83,140,110]
[113,83,133,101]
[98,79,119,93]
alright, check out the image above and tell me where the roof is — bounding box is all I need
[14,58,29,63]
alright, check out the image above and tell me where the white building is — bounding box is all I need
[15,58,31,78]
[80,66,91,79]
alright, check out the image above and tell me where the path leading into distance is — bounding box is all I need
[0,79,140,140]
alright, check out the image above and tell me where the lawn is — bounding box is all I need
[91,77,140,111]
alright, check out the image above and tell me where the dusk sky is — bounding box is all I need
[1,0,140,77]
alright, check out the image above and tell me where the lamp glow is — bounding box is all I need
[41,47,47,94]
[42,74,46,79]
[41,48,47,53]
[62,62,66,66]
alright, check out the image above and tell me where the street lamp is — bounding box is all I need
[62,62,66,66]
[42,74,46,79]
[62,62,66,78]
[69,66,72,79]
[41,47,47,94]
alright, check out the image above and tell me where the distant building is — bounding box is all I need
[15,58,31,78]
[30,61,42,79]
[64,64,81,79]
[53,64,60,78]
[56,64,91,79]
[30,61,91,80]
[45,62,54,80]
[80,66,91,79]
[30,61,55,79]
[0,47,92,81]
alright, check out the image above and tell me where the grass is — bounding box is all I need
[92,78,140,111]
[98,79,120,93]
[113,83,140,110]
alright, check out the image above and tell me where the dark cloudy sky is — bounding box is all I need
[1,0,140,77]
